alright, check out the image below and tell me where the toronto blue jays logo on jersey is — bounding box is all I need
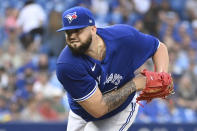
[104,73,123,86]
[65,12,77,24]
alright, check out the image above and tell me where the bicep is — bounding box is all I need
[152,42,169,72]
[78,87,108,118]
[56,63,108,118]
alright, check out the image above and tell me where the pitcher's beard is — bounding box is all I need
[68,36,92,56]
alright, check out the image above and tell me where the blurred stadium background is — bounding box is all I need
[0,0,197,130]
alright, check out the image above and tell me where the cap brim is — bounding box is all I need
[56,25,88,32]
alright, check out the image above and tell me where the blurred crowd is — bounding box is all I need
[0,0,197,123]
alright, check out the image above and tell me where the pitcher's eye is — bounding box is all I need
[76,28,85,33]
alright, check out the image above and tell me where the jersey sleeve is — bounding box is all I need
[127,27,160,71]
[56,63,97,102]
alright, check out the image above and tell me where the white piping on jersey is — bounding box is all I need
[73,81,98,102]
[103,86,118,94]
[157,40,160,50]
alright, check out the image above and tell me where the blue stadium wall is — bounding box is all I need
[0,123,197,131]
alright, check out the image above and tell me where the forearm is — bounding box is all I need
[102,80,136,113]
[78,74,145,118]
[153,42,169,72]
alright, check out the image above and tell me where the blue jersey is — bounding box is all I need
[56,24,159,121]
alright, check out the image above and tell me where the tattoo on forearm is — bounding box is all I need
[103,80,136,113]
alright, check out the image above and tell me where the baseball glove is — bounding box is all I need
[136,69,174,104]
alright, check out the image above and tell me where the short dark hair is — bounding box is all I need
[24,0,34,6]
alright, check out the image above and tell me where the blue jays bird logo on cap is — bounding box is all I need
[65,12,77,24]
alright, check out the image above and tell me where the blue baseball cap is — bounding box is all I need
[57,6,95,32]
